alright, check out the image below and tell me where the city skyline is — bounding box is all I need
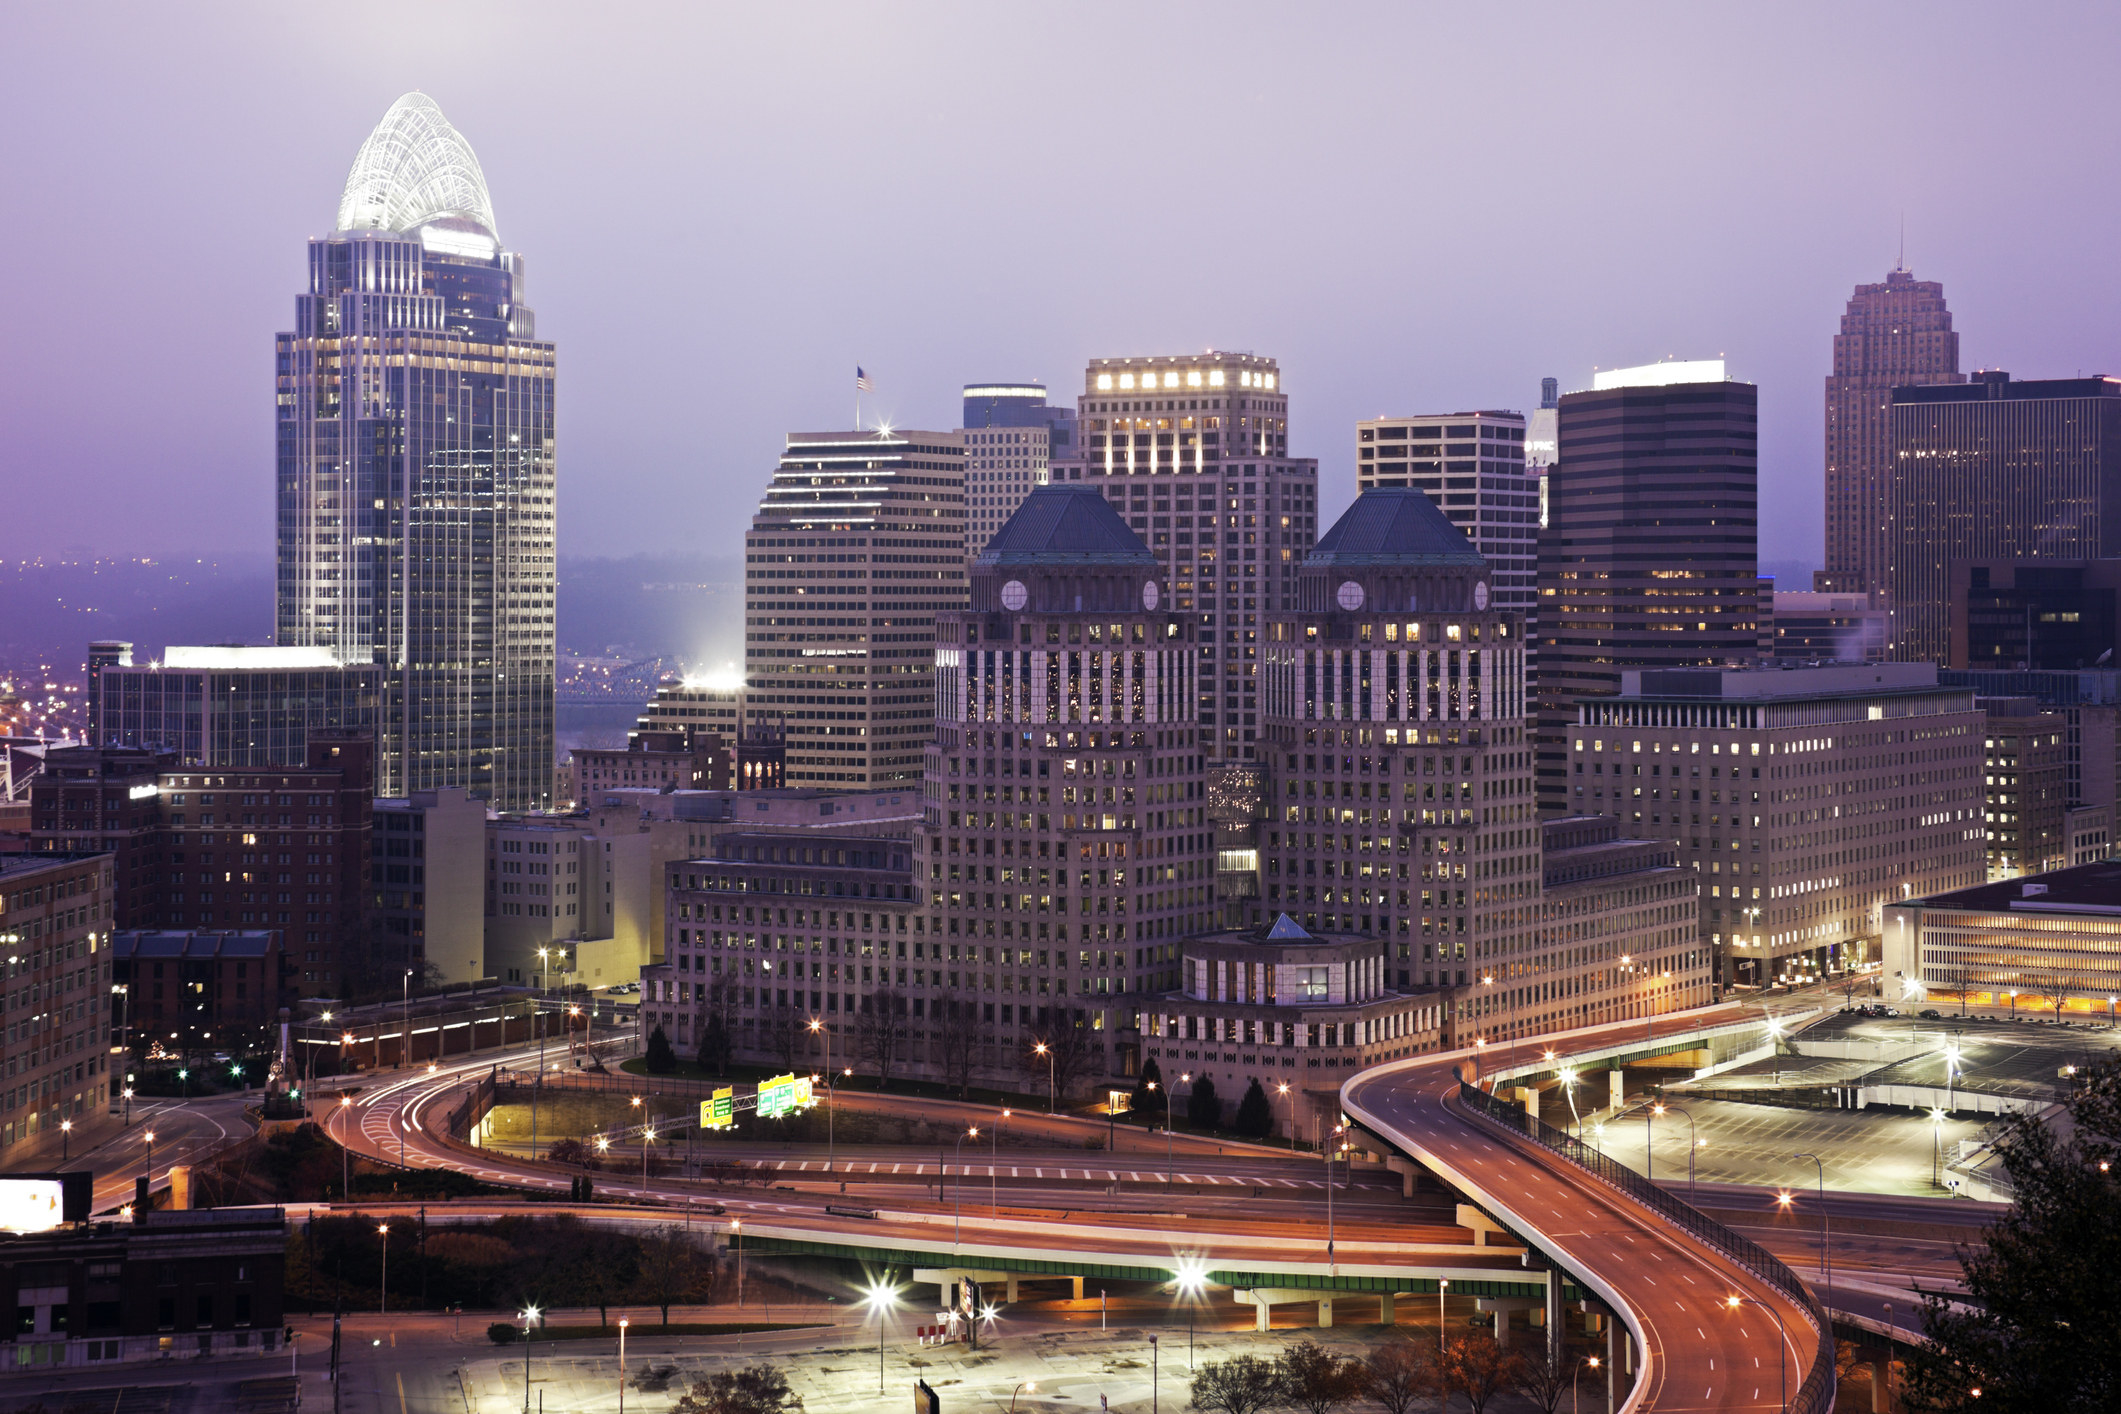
[7,5,2120,578]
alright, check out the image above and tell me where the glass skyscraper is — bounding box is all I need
[275,92,555,810]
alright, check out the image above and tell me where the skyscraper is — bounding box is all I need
[1535,363,1760,814]
[276,93,556,810]
[1819,268,1963,600]
[1887,373,2121,666]
[959,383,1076,552]
[1355,410,1536,622]
[1058,352,1319,762]
[744,429,966,786]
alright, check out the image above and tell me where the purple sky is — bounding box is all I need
[4,3,2118,575]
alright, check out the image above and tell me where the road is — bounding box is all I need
[53,1092,258,1213]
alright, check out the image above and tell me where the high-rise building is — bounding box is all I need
[960,384,1077,553]
[1058,352,1319,763]
[1819,268,1963,600]
[370,787,487,988]
[0,852,116,1151]
[89,644,381,774]
[1526,377,1559,529]
[744,430,966,787]
[1890,375,2121,666]
[275,93,556,811]
[1979,696,2069,880]
[1355,411,1535,622]
[1535,364,1760,814]
[1573,662,1984,989]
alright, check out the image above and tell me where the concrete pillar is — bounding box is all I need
[1379,1293,1396,1325]
[1070,1276,1085,1300]
[1255,1299,1271,1332]
[1516,1085,1538,1118]
[1606,1318,1625,1414]
[1318,1297,1333,1328]
[1494,1308,1510,1347]
[1871,1355,1891,1413]
[1608,1068,1625,1109]
[1005,1275,1019,1304]
[1545,1269,1564,1369]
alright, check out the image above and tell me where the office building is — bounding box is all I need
[1536,363,1760,815]
[1770,590,1889,662]
[109,931,286,1055]
[631,680,745,743]
[27,748,170,928]
[369,787,486,987]
[745,429,966,787]
[0,853,114,1153]
[1888,374,2121,666]
[1058,351,1319,762]
[1979,697,2069,880]
[1819,268,1964,599]
[1356,411,1536,622]
[1526,377,1559,529]
[88,644,381,775]
[1535,816,1707,1024]
[275,92,556,810]
[1942,669,2121,829]
[151,733,373,1000]
[1573,662,1985,989]
[960,383,1077,552]
[1885,862,2121,1015]
[1951,560,2121,671]
[0,1205,288,1371]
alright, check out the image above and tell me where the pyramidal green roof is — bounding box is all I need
[1308,488,1485,568]
[974,485,1158,568]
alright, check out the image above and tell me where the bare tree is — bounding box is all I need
[1511,1343,1573,1414]
[1026,1008,1101,1106]
[631,1224,715,1325]
[1189,1354,1285,1414]
[696,974,740,1076]
[857,986,911,1089]
[1444,1334,1525,1414]
[1278,1339,1371,1414]
[765,1008,804,1070]
[2041,974,2082,1019]
[1364,1339,1441,1414]
[933,997,981,1098]
[671,1363,804,1414]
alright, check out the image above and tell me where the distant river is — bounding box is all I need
[556,702,641,755]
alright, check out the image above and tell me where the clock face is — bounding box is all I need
[1001,580,1028,611]
[1142,581,1160,610]
[1473,581,1490,611]
[1336,580,1365,612]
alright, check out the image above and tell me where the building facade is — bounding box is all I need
[1820,268,1964,600]
[275,92,556,810]
[1770,590,1889,662]
[110,932,286,1057]
[370,786,486,988]
[27,749,168,928]
[1885,862,2121,1012]
[1950,559,2121,672]
[0,853,115,1151]
[745,430,967,787]
[960,383,1077,553]
[1355,411,1536,624]
[1979,697,2068,880]
[1573,663,1985,989]
[1536,365,1761,814]
[89,645,381,776]
[1888,374,2121,666]
[1058,351,1320,763]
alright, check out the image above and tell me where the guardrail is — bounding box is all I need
[1456,1080,1836,1414]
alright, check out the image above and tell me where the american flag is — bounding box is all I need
[855,367,872,391]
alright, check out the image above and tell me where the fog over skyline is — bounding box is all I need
[4,2,2118,576]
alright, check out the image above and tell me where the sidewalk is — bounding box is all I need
[0,1099,126,1175]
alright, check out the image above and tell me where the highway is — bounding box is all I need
[318,1010,1947,1413]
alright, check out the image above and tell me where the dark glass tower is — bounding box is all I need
[275,93,556,810]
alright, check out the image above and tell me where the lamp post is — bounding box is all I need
[992,1109,1008,1219]
[1275,1081,1295,1151]
[1473,1037,1487,1086]
[1148,1333,1159,1414]
[1930,1108,1947,1189]
[338,1096,352,1198]
[143,1128,156,1193]
[59,1119,71,1163]
[642,1124,654,1184]
[1438,1278,1448,1354]
[1558,1068,1582,1141]
[807,1018,834,1174]
[400,969,412,1068]
[1726,1295,1790,1414]
[953,1127,979,1246]
[112,984,130,1099]
[863,1281,896,1395]
[1792,1151,1830,1304]
[731,1217,742,1307]
[1653,1102,1698,1201]
[1008,1382,1039,1412]
[377,1224,389,1315]
[1574,1354,1600,1414]
[1033,1041,1055,1113]
[1325,1122,1344,1270]
[1175,1262,1205,1369]
[520,1305,540,1414]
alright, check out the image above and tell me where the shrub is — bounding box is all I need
[487,1322,519,1345]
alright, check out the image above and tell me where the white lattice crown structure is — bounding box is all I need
[335,92,499,237]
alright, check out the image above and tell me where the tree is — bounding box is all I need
[1131,1056,1166,1120]
[858,986,911,1088]
[1443,1334,1524,1414]
[546,1137,590,1167]
[644,1024,678,1075]
[1188,1075,1223,1130]
[696,975,739,1075]
[1902,1057,2121,1413]
[1364,1339,1441,1414]
[933,997,981,1099]
[2040,973,2082,1019]
[1234,1077,1275,1139]
[765,1009,805,1070]
[1028,1009,1101,1105]
[631,1225,714,1325]
[1189,1353,1285,1414]
[671,1363,804,1414]
[1511,1343,1573,1414]
[1278,1338,1370,1414]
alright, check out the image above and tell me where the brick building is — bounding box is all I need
[0,854,116,1152]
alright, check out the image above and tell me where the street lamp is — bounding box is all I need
[808,1018,835,1174]
[1325,1122,1345,1270]
[1726,1295,1790,1413]
[1149,1333,1160,1414]
[1792,1152,1830,1303]
[1558,1068,1582,1140]
[59,1119,71,1162]
[1174,1259,1207,1369]
[377,1224,390,1315]
[992,1109,1008,1218]
[1438,1278,1448,1354]
[731,1217,742,1307]
[1033,1040,1055,1113]
[1929,1108,1947,1189]
[1473,1037,1487,1086]
[338,1097,352,1198]
[1008,1381,1039,1412]
[862,1280,898,1394]
[400,969,412,1068]
[618,1318,629,1414]
[1653,1102,1699,1201]
[953,1127,979,1246]
[1275,1081,1295,1152]
[520,1305,541,1413]
[1573,1355,1601,1414]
